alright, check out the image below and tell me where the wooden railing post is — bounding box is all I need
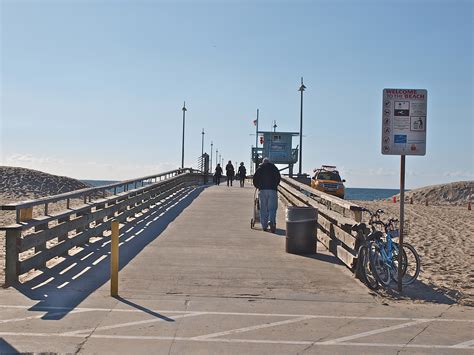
[5,229,21,286]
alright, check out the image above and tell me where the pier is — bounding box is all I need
[0,171,473,353]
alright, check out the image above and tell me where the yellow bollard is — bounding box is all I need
[111,220,119,297]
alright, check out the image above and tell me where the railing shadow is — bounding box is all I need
[380,279,463,305]
[12,185,205,319]
[0,338,19,353]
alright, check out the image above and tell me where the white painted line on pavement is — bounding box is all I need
[0,332,472,350]
[0,309,92,325]
[62,312,205,336]
[191,316,313,340]
[452,339,474,348]
[319,319,432,344]
[0,305,472,323]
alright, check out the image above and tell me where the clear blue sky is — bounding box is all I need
[1,0,473,188]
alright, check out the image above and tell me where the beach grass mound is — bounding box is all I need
[392,181,473,206]
[0,166,91,202]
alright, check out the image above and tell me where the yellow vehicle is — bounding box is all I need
[311,165,346,199]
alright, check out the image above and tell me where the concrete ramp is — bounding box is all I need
[119,185,371,302]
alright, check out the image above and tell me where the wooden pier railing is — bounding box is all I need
[0,168,203,286]
[278,176,363,270]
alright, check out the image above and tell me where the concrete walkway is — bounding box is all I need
[0,185,472,354]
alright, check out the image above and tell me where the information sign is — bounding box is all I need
[382,89,427,155]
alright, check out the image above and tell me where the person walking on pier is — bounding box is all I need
[238,162,247,187]
[214,164,223,185]
[225,160,235,187]
[252,157,281,233]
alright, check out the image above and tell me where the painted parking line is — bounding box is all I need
[0,309,93,325]
[452,339,474,348]
[0,304,472,323]
[191,316,313,340]
[319,319,432,344]
[63,312,205,335]
[0,332,472,350]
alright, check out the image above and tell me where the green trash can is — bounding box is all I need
[285,206,318,254]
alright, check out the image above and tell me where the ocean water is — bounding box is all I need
[82,180,119,187]
[83,180,400,201]
[345,187,401,201]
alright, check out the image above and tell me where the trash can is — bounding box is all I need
[286,206,318,254]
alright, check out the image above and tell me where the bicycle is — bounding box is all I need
[369,215,421,287]
[352,208,385,290]
[353,208,420,289]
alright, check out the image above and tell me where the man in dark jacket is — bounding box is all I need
[225,161,235,186]
[252,157,281,232]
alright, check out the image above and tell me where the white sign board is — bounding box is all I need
[382,89,427,155]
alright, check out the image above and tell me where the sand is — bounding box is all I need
[1,166,472,305]
[352,199,473,306]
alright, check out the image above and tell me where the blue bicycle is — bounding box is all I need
[369,216,420,287]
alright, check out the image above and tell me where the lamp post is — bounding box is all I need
[216,149,219,166]
[298,78,306,176]
[255,109,259,172]
[201,129,205,171]
[181,101,187,169]
[210,141,213,172]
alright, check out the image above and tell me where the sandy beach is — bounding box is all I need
[1,166,472,305]
[352,199,473,306]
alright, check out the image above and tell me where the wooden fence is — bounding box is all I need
[0,168,203,286]
[278,176,363,269]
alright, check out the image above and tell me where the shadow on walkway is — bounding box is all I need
[381,279,462,305]
[12,186,205,319]
[0,338,19,353]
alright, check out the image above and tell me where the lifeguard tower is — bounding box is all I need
[251,131,299,176]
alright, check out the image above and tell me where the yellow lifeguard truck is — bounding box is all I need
[311,165,346,199]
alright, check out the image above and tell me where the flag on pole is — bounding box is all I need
[253,119,257,126]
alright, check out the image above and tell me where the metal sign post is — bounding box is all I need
[382,88,427,292]
[398,155,406,292]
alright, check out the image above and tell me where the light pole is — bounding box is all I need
[255,109,259,172]
[216,149,219,166]
[181,101,187,169]
[201,129,205,171]
[298,78,306,176]
[210,141,213,172]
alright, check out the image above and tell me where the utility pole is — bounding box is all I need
[298,78,306,176]
[210,141,213,172]
[181,101,187,169]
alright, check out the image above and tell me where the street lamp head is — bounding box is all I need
[298,77,306,92]
[182,101,187,111]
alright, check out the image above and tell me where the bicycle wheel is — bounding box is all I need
[394,242,421,285]
[369,242,391,287]
[357,245,379,290]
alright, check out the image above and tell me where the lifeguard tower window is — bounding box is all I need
[273,135,282,141]
[314,171,342,182]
